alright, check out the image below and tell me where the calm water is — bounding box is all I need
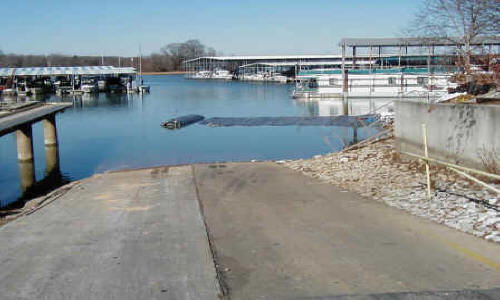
[0,75,388,206]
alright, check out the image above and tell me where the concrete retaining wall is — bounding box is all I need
[395,101,500,171]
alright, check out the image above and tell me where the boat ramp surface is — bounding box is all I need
[0,163,498,299]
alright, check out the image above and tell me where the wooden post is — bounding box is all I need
[422,123,432,200]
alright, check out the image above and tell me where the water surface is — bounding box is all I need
[0,75,388,206]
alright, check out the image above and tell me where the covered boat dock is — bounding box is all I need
[0,66,136,78]
[183,37,500,79]
[339,36,500,70]
[0,66,137,96]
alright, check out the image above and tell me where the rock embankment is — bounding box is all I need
[280,137,499,243]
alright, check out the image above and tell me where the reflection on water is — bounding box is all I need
[0,76,385,207]
[297,98,394,117]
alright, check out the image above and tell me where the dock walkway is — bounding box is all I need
[0,103,71,136]
[0,163,498,299]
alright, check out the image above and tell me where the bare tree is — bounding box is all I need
[0,40,218,72]
[410,0,499,73]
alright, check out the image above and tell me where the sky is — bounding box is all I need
[1,0,421,56]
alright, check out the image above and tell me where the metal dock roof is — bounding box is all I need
[0,66,136,77]
[340,36,500,47]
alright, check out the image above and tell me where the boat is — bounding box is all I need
[81,78,99,93]
[98,79,107,92]
[293,68,456,99]
[16,82,32,97]
[138,85,150,93]
[192,70,211,79]
[269,73,288,83]
[211,69,233,80]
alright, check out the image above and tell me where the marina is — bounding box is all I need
[183,37,500,99]
[0,76,383,207]
[0,66,149,98]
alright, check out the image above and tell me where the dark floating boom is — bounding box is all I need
[161,115,205,129]
[161,114,379,129]
[199,114,379,127]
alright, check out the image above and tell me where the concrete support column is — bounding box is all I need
[18,161,35,194]
[16,124,35,193]
[45,145,60,176]
[43,114,60,175]
[43,114,58,146]
[16,124,34,162]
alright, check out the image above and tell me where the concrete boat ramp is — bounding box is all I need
[0,163,499,299]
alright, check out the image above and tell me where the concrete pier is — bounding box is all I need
[16,124,36,193]
[44,145,60,176]
[43,114,60,175]
[18,161,35,194]
[16,124,34,162]
[43,114,58,146]
[0,103,71,195]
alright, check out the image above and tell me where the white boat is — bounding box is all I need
[192,70,211,79]
[239,72,288,83]
[138,85,150,93]
[269,74,288,83]
[81,78,99,93]
[98,79,107,92]
[239,73,266,82]
[211,69,233,80]
[293,68,455,99]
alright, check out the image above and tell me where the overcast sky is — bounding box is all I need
[1,0,420,56]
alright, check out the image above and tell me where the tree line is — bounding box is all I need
[0,40,217,72]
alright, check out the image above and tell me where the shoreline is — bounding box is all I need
[2,131,498,242]
[282,136,499,243]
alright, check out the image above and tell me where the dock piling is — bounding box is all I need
[16,124,35,193]
[18,161,35,194]
[43,114,60,176]
[16,124,34,162]
[43,114,58,146]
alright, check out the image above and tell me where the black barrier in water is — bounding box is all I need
[161,115,205,129]
[199,114,379,127]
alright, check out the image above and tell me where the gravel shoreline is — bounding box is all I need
[280,137,500,243]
